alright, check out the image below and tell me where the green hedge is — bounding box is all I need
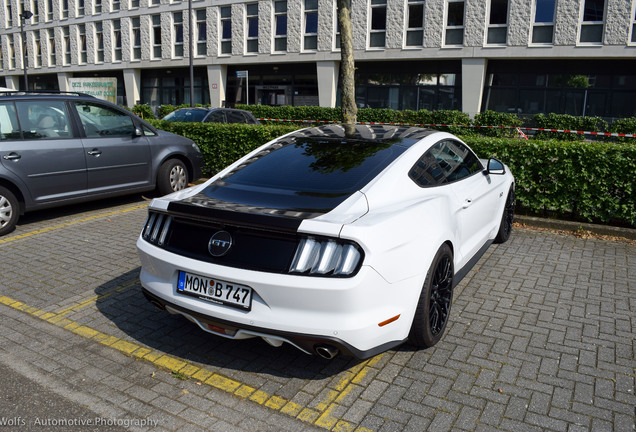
[149,120,301,175]
[149,104,636,143]
[532,113,608,141]
[465,136,635,227]
[149,120,635,227]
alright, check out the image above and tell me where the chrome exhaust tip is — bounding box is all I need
[315,345,339,359]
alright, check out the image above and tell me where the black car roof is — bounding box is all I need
[289,124,438,148]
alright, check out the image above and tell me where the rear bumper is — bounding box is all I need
[137,237,423,359]
[141,287,404,359]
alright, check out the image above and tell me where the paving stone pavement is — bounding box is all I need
[0,195,634,432]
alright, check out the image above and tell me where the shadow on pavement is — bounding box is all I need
[94,269,365,382]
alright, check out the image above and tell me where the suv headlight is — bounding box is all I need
[290,237,363,277]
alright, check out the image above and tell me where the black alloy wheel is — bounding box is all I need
[409,243,454,348]
[494,186,515,244]
[429,253,453,336]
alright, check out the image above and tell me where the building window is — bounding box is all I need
[304,0,318,50]
[196,9,206,56]
[79,24,87,63]
[27,0,39,22]
[220,6,231,54]
[46,0,52,21]
[34,32,41,67]
[406,0,425,47]
[113,19,122,61]
[369,0,386,48]
[63,26,71,64]
[132,17,141,60]
[579,0,605,43]
[152,14,161,58]
[150,0,159,6]
[131,0,139,8]
[445,0,464,46]
[48,28,55,65]
[62,0,68,18]
[94,0,101,13]
[173,12,183,57]
[77,0,84,17]
[274,0,287,52]
[333,0,340,49]
[95,22,104,62]
[487,0,508,45]
[4,2,11,28]
[246,3,258,53]
[9,40,15,69]
[531,0,555,44]
[112,0,120,12]
[631,5,636,43]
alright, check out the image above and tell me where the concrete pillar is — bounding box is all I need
[123,68,141,107]
[4,76,20,90]
[57,72,71,92]
[461,58,488,118]
[316,61,339,108]
[207,65,227,108]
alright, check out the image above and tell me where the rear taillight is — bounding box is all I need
[290,237,362,277]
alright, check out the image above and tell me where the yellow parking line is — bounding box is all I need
[55,279,139,316]
[0,293,379,432]
[0,203,148,245]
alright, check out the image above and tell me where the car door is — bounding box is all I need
[0,100,87,204]
[73,101,152,194]
[442,140,502,262]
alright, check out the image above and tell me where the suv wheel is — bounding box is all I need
[0,186,19,236]
[157,159,189,196]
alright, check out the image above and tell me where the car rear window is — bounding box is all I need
[221,137,406,196]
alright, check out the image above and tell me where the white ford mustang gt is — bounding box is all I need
[137,125,515,359]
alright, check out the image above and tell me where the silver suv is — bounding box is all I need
[0,91,203,236]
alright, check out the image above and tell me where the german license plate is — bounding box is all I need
[177,271,252,311]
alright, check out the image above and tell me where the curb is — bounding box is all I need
[514,214,636,240]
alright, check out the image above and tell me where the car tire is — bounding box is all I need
[494,186,515,244]
[409,243,454,348]
[0,186,19,236]
[157,159,189,196]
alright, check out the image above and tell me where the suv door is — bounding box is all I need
[73,101,152,194]
[0,100,87,204]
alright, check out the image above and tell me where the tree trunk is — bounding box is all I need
[337,0,357,130]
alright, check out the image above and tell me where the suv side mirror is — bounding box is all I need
[485,158,505,175]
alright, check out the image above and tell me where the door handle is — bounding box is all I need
[2,153,21,161]
[463,199,473,209]
[87,149,102,156]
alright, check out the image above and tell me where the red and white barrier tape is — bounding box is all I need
[256,118,636,138]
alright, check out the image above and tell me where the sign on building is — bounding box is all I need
[68,78,117,104]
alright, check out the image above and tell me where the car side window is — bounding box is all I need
[409,140,483,187]
[15,100,72,140]
[0,102,20,140]
[205,111,225,122]
[74,102,135,138]
[141,124,156,136]
[226,111,245,123]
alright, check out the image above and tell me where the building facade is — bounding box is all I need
[1,0,635,119]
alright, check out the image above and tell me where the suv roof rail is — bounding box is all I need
[0,90,96,98]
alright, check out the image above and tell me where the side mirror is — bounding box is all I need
[485,158,506,175]
[134,127,143,137]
